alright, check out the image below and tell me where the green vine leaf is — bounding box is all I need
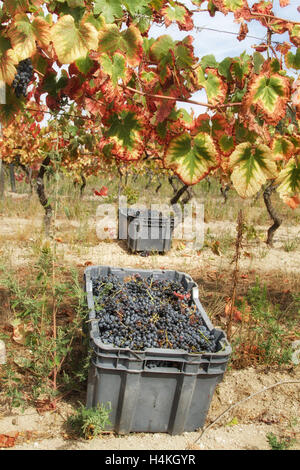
[99,52,126,87]
[93,0,123,23]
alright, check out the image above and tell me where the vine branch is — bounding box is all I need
[122,85,242,109]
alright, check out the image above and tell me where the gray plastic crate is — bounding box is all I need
[118,207,175,253]
[84,265,231,435]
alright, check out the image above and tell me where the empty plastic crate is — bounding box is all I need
[84,265,231,435]
[118,207,175,253]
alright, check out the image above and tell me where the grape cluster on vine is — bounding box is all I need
[12,59,34,98]
[92,274,218,354]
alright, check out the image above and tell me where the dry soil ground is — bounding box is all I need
[0,199,299,451]
[0,367,299,450]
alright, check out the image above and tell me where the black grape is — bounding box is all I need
[12,58,34,98]
[92,274,219,355]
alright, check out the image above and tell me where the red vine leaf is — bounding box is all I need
[237,23,248,41]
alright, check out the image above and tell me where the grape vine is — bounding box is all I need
[0,0,298,214]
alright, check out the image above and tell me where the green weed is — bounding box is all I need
[0,249,89,409]
[266,432,295,450]
[231,279,298,368]
[66,402,112,439]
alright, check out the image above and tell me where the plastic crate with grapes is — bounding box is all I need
[84,266,231,435]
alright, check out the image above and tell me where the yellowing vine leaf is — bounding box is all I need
[0,38,18,85]
[195,66,227,105]
[51,15,98,64]
[212,0,248,15]
[275,157,300,203]
[4,0,43,15]
[98,24,143,67]
[244,72,290,125]
[161,3,194,31]
[8,14,51,62]
[288,24,300,48]
[229,143,277,198]
[0,85,23,125]
[164,132,219,185]
[272,136,294,161]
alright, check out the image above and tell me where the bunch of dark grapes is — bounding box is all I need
[92,274,219,355]
[12,59,34,98]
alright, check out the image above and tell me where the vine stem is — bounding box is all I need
[227,209,243,341]
[122,85,242,109]
[263,183,282,246]
[51,118,60,405]
[250,11,300,25]
[191,380,300,445]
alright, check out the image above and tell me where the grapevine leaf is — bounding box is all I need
[195,66,228,105]
[291,76,300,113]
[139,68,158,91]
[164,132,219,185]
[106,109,142,149]
[0,37,18,85]
[231,53,251,86]
[201,54,218,69]
[289,24,300,48]
[161,3,194,31]
[124,0,152,16]
[212,0,248,14]
[253,51,265,74]
[4,1,40,15]
[244,72,290,125]
[8,14,51,62]
[150,35,175,62]
[99,52,126,87]
[55,2,86,23]
[229,143,277,198]
[93,0,123,23]
[51,15,98,64]
[237,22,248,41]
[276,158,300,201]
[98,25,143,67]
[272,136,294,161]
[285,49,300,70]
[67,0,85,7]
[0,85,23,125]
[155,87,180,123]
[218,57,232,80]
[75,55,94,74]
[84,13,106,31]
[174,37,195,69]
[192,114,211,134]
[218,135,235,155]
